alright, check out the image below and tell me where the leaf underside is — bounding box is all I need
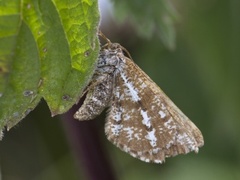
[0,0,100,136]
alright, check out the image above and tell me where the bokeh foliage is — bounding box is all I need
[110,0,177,50]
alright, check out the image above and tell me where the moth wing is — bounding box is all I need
[105,58,204,163]
[74,74,114,121]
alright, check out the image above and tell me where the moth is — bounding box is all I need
[74,33,204,163]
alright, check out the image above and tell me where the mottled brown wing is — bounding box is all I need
[74,73,114,121]
[105,57,204,163]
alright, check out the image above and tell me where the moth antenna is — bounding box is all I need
[119,46,133,60]
[98,31,111,46]
[98,30,133,59]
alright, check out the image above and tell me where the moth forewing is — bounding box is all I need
[104,53,203,163]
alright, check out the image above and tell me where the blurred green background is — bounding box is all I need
[1,0,240,179]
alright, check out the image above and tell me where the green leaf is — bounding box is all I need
[111,0,178,50]
[0,0,100,136]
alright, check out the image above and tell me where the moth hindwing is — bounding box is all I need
[74,40,204,164]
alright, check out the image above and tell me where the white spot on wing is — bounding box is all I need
[164,117,174,129]
[154,160,162,163]
[152,148,160,154]
[123,113,131,121]
[145,128,157,147]
[113,111,122,122]
[140,83,147,89]
[140,156,150,162]
[166,140,174,149]
[111,124,123,135]
[159,110,166,118]
[123,127,134,141]
[140,110,151,128]
[115,91,120,98]
[161,103,166,110]
[134,133,141,140]
[121,72,140,102]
